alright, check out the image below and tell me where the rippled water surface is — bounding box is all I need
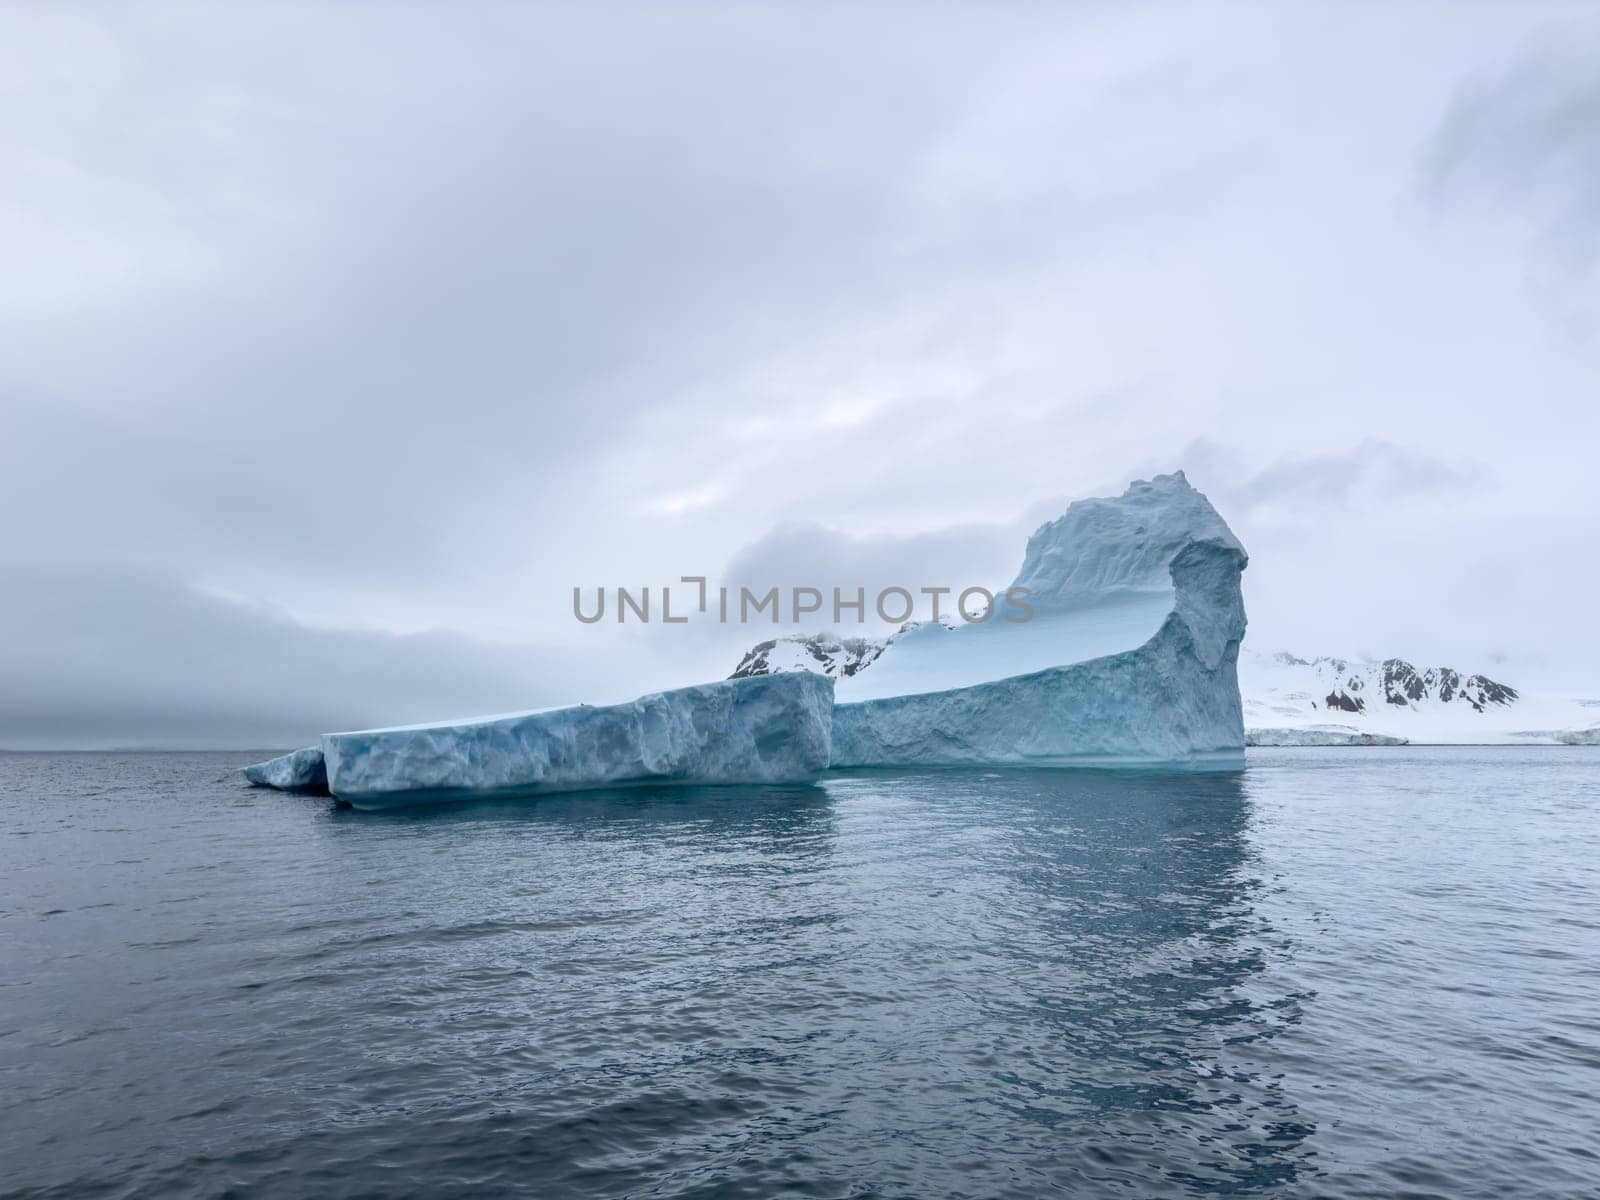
[2,748,1598,1198]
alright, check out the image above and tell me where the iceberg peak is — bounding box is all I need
[1010,471,1246,610]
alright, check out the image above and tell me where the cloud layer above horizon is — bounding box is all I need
[3,4,1599,745]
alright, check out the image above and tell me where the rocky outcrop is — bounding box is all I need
[730,633,889,681]
[1377,660,1517,711]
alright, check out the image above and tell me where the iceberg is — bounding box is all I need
[318,672,833,811]
[243,746,329,794]
[247,471,1250,809]
[826,472,1250,769]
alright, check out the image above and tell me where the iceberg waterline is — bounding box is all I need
[246,472,1251,807]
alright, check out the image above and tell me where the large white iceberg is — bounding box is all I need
[307,672,833,810]
[824,472,1250,769]
[246,472,1249,808]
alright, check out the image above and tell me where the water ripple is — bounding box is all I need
[1,748,1597,1198]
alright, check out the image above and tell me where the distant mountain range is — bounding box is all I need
[1247,651,1517,718]
[729,634,1600,747]
[1239,649,1596,745]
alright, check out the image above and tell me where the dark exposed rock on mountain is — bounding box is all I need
[1325,690,1365,713]
[729,633,889,681]
[1377,660,1518,712]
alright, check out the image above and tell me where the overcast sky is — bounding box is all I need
[3,3,1599,747]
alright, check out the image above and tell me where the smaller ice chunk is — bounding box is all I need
[321,673,834,810]
[242,747,329,794]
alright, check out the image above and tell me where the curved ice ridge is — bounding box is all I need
[830,472,1249,769]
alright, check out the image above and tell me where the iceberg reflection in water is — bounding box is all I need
[5,756,1303,1197]
[6,748,1598,1197]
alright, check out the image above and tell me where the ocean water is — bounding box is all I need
[2,748,1597,1199]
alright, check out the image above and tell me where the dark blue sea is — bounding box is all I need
[2,748,1597,1199]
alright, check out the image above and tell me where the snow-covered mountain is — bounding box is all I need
[727,621,977,683]
[1246,651,1517,719]
[1240,649,1600,745]
[729,632,891,681]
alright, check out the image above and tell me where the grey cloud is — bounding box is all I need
[1,4,1255,612]
[0,565,707,749]
[0,6,1049,596]
[1182,440,1492,518]
[3,4,1600,745]
[720,519,1028,633]
[1423,49,1600,274]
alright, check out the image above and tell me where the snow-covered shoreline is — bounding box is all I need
[1239,649,1600,746]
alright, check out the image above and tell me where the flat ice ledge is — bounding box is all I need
[243,746,329,794]
[1246,726,1408,747]
[321,673,834,810]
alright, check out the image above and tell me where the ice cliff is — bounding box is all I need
[296,673,833,810]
